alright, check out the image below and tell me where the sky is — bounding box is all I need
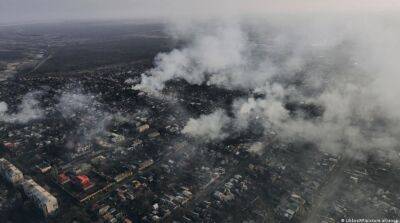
[1,0,400,25]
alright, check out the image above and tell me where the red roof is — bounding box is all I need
[3,142,16,149]
[58,173,70,183]
[75,175,91,187]
[76,175,89,181]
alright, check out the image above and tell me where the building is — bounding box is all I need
[139,159,154,171]
[137,124,150,133]
[71,163,92,175]
[3,142,17,150]
[73,175,92,190]
[21,179,58,216]
[110,133,125,143]
[58,173,70,184]
[275,193,305,221]
[36,162,52,173]
[0,158,24,185]
[75,144,91,154]
[114,171,133,182]
[148,131,160,138]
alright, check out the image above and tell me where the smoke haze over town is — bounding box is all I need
[0,1,400,223]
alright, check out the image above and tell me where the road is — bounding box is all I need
[302,156,352,223]
[30,54,52,73]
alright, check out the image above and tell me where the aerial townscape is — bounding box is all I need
[0,1,400,223]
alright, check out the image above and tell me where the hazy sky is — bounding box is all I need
[1,0,400,25]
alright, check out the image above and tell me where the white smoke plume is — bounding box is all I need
[135,21,267,92]
[0,102,8,113]
[0,91,44,123]
[182,109,231,141]
[136,15,400,159]
[248,142,264,156]
[57,92,99,118]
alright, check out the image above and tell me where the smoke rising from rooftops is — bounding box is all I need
[182,109,231,141]
[135,15,400,159]
[0,91,44,124]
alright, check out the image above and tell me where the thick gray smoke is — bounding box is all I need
[0,91,44,123]
[136,15,400,159]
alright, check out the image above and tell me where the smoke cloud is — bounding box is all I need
[136,15,400,159]
[182,109,231,141]
[135,21,256,92]
[0,91,44,123]
[57,91,99,119]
